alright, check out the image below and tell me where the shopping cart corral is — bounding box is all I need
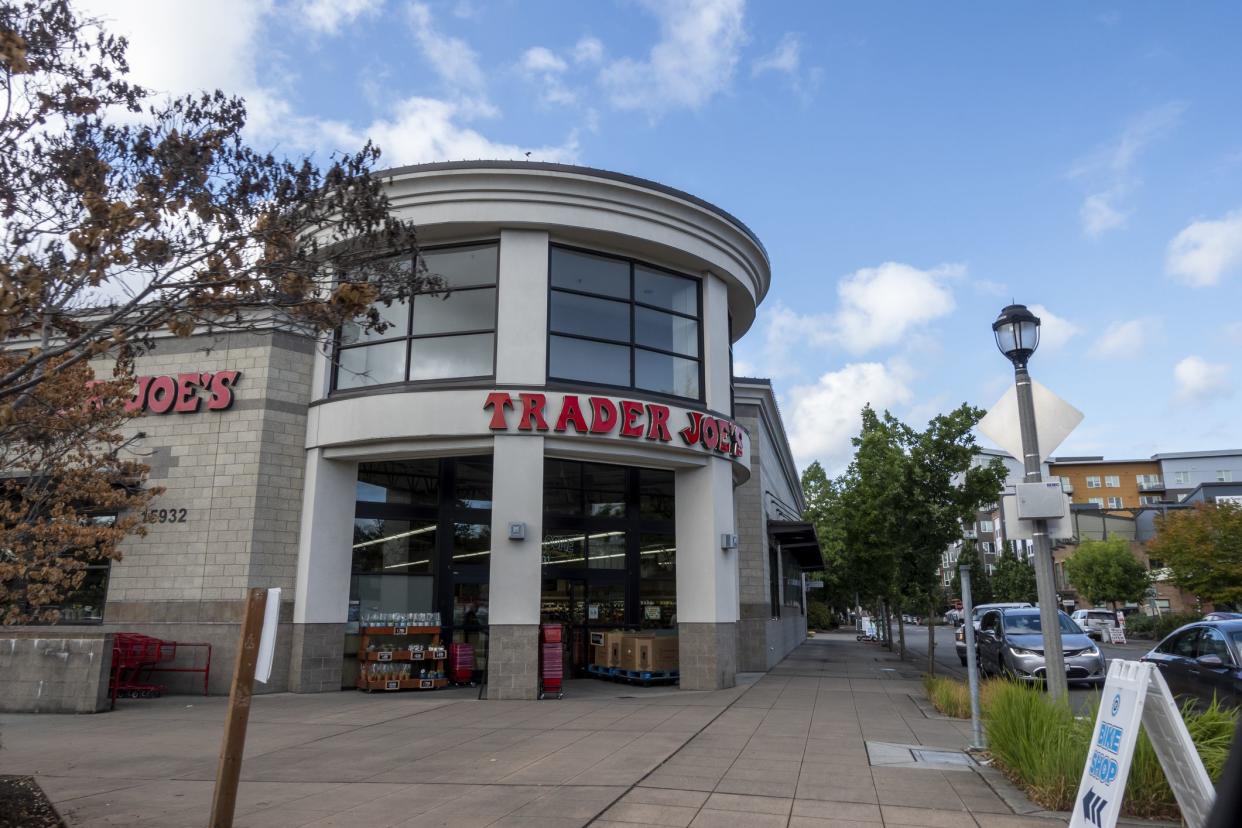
[109,633,212,708]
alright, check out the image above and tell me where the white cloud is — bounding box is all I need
[1089,318,1152,359]
[522,47,568,74]
[1080,193,1126,238]
[739,262,960,379]
[1070,101,1185,238]
[407,1,487,98]
[296,0,383,34]
[318,97,578,166]
[752,33,800,77]
[520,47,576,105]
[78,0,573,169]
[1165,209,1242,287]
[600,0,745,115]
[573,36,605,65]
[78,0,271,97]
[750,32,820,100]
[1173,356,1231,402]
[834,262,960,354]
[1028,304,1079,350]
[785,362,915,472]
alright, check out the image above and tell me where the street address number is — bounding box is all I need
[145,508,188,524]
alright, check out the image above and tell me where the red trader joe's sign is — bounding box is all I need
[483,391,744,458]
[126,371,241,414]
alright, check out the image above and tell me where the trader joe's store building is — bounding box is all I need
[40,162,821,699]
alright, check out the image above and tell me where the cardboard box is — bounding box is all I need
[598,631,625,668]
[619,633,649,671]
[642,636,679,671]
[591,644,608,666]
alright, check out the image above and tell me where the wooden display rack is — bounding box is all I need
[356,625,448,692]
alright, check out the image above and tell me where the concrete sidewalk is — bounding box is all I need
[0,632,1067,827]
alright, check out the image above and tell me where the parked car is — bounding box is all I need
[1140,620,1242,710]
[902,614,921,626]
[1203,612,1242,622]
[954,602,1033,665]
[1071,608,1118,641]
[976,607,1106,685]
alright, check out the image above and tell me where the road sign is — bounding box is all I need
[1069,660,1214,828]
[978,378,1083,465]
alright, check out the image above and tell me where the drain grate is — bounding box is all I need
[911,748,975,767]
[865,740,977,772]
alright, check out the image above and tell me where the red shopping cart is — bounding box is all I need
[109,633,175,706]
[539,623,563,699]
[449,642,475,686]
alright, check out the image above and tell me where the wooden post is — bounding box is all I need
[209,588,267,828]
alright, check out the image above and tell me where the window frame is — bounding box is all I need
[540,458,677,629]
[331,241,500,393]
[1104,475,1121,488]
[1218,470,1234,483]
[1107,496,1124,509]
[1085,476,1102,489]
[546,243,706,404]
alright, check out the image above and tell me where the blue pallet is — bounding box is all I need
[588,664,679,684]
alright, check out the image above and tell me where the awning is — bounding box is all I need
[768,520,824,571]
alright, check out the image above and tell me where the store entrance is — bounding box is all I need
[540,577,585,677]
[540,571,627,677]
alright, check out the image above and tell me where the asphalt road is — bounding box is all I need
[893,621,1155,714]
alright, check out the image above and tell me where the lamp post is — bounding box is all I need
[992,304,1068,702]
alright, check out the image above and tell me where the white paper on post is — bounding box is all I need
[255,587,281,684]
[1068,660,1214,828]
[978,378,1083,464]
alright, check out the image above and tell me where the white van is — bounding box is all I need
[1071,608,1117,640]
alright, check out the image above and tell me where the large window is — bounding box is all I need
[349,456,492,648]
[547,246,703,401]
[14,513,114,625]
[540,459,676,629]
[334,243,498,390]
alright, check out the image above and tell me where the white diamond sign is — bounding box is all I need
[978,378,1083,464]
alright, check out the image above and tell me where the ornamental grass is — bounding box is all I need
[921,676,1239,819]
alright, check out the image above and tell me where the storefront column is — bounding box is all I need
[675,457,739,690]
[486,435,544,699]
[289,448,355,692]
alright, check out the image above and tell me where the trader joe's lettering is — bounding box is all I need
[127,370,241,414]
[483,392,744,458]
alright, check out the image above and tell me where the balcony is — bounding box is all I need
[1138,479,1165,492]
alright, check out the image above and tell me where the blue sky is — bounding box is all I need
[84,0,1242,472]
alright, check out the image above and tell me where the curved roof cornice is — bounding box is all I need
[374,161,771,334]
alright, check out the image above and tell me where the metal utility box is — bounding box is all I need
[1016,481,1069,519]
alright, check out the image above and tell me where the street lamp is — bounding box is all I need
[991,303,1069,702]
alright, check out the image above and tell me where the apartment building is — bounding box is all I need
[1048,457,1164,512]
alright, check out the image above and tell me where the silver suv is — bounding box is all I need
[955,602,1032,665]
[1071,608,1118,641]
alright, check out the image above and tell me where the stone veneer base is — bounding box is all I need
[678,621,738,690]
[486,624,541,700]
[290,622,346,693]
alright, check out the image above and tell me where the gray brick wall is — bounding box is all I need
[290,623,346,693]
[678,621,737,690]
[108,330,313,604]
[486,624,540,699]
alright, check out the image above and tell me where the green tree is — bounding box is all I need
[1148,502,1242,608]
[991,545,1037,604]
[892,405,1007,670]
[1063,538,1150,610]
[0,1,425,622]
[951,541,994,605]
